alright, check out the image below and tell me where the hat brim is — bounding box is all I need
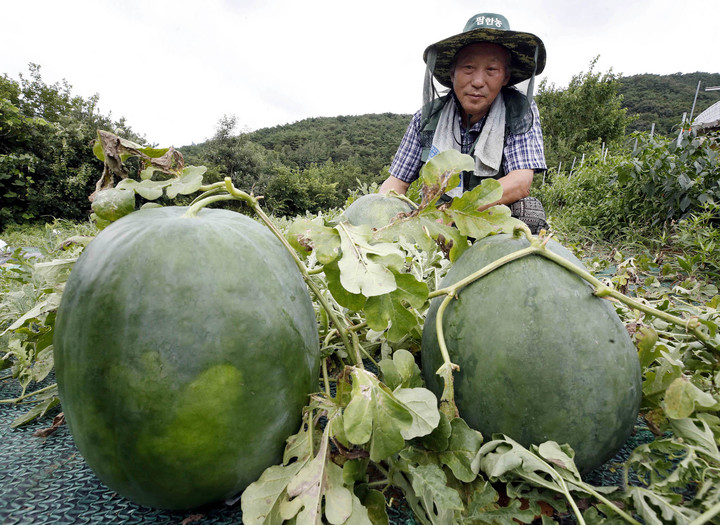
[424,27,546,87]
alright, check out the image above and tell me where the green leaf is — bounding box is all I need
[438,417,484,483]
[165,165,206,198]
[447,180,522,239]
[286,218,341,263]
[355,487,389,525]
[421,411,452,452]
[343,368,413,462]
[407,464,464,525]
[342,458,369,485]
[336,224,403,297]
[393,387,441,440]
[378,349,423,391]
[364,272,428,341]
[10,395,60,428]
[663,376,720,419]
[324,260,366,311]
[135,179,170,200]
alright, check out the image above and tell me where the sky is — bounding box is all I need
[2,0,719,147]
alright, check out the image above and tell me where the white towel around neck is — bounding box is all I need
[429,92,506,198]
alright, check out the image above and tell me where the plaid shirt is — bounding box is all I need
[389,97,547,183]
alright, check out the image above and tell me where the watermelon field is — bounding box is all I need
[1,128,720,525]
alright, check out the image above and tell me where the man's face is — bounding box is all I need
[450,42,511,126]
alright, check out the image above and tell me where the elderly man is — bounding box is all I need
[380,13,549,233]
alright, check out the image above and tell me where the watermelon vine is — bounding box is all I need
[1,131,719,524]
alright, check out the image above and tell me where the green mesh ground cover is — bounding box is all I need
[0,374,418,525]
[0,371,656,525]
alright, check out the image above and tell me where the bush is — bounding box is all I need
[536,130,720,241]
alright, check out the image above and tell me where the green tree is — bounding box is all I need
[0,64,144,229]
[263,163,343,216]
[536,57,632,169]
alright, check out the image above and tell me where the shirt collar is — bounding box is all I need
[451,92,488,133]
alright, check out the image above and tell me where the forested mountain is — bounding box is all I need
[618,72,720,134]
[249,113,412,176]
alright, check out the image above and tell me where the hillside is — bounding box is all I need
[247,112,412,175]
[618,72,720,134]
[180,72,720,170]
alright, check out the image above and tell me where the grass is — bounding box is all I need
[1,219,98,255]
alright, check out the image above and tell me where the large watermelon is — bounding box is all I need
[341,193,415,228]
[421,233,642,472]
[54,206,320,509]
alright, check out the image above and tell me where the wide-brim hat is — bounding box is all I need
[423,13,546,88]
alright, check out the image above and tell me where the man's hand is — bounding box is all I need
[379,175,411,195]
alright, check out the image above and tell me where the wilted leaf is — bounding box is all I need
[241,460,306,525]
[377,211,470,262]
[407,464,464,525]
[668,417,720,460]
[324,462,354,525]
[534,441,581,479]
[445,179,521,239]
[627,486,699,525]
[663,376,720,419]
[31,345,54,383]
[280,426,332,524]
[419,150,474,203]
[462,479,538,525]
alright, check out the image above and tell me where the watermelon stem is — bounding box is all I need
[385,189,419,211]
[687,500,720,525]
[574,483,643,524]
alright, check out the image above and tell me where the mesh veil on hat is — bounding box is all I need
[423,13,546,88]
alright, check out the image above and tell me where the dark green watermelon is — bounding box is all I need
[54,206,320,509]
[421,233,642,472]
